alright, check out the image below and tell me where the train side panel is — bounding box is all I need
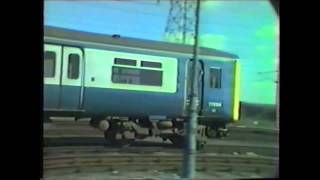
[82,48,186,117]
[44,44,85,112]
[44,44,62,109]
[201,59,237,122]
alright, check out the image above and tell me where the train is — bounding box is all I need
[44,26,241,147]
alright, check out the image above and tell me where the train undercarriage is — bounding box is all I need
[88,116,230,149]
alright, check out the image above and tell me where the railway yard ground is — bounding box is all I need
[43,117,279,180]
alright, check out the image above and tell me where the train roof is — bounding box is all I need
[44,26,239,60]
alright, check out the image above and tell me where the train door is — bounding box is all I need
[186,59,204,112]
[202,64,224,116]
[60,46,84,110]
[44,44,62,109]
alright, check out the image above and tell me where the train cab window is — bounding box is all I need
[115,58,136,66]
[141,61,162,68]
[67,54,80,79]
[44,51,56,77]
[112,66,162,86]
[210,68,221,89]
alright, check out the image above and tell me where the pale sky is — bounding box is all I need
[44,0,279,104]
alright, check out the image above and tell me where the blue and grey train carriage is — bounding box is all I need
[44,26,241,146]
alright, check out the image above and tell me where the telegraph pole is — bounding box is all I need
[276,60,279,129]
[182,0,201,178]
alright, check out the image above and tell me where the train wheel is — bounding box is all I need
[104,130,132,147]
[103,122,134,147]
[205,127,216,138]
[89,116,104,128]
[216,128,229,138]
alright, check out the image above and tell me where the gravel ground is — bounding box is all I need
[228,118,277,130]
[43,117,278,180]
[43,170,269,180]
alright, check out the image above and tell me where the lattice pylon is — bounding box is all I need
[164,0,197,44]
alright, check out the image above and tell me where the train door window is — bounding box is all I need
[44,51,56,77]
[210,68,221,89]
[67,54,80,79]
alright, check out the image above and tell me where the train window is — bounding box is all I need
[115,58,137,66]
[44,51,56,77]
[210,68,221,88]
[112,66,162,86]
[141,61,162,68]
[68,54,80,79]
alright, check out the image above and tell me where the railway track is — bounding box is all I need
[44,146,278,178]
[44,137,278,157]
[43,120,278,154]
[43,120,278,179]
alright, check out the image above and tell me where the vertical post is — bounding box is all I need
[276,19,279,129]
[276,61,279,129]
[182,0,201,178]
